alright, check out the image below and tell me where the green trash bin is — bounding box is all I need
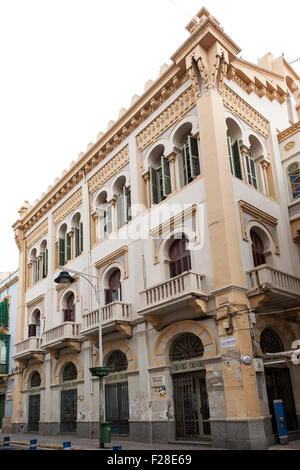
[100,422,112,444]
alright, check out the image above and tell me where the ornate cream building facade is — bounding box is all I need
[11,8,300,449]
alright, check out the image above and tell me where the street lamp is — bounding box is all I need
[54,268,109,448]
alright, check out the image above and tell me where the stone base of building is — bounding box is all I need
[129,421,176,443]
[210,417,276,450]
[1,418,12,434]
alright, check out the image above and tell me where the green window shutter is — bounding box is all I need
[125,187,132,222]
[246,152,257,189]
[79,223,83,254]
[161,156,172,197]
[183,141,189,186]
[232,141,243,180]
[150,166,158,205]
[66,233,72,260]
[0,299,8,328]
[227,136,234,174]
[104,205,112,238]
[74,228,79,258]
[45,248,48,276]
[189,136,200,179]
[42,250,48,279]
[59,238,65,267]
[0,335,10,374]
[117,190,125,229]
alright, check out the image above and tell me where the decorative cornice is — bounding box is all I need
[136,86,196,151]
[52,188,82,225]
[277,121,300,144]
[227,64,286,105]
[88,145,129,195]
[222,85,269,138]
[25,219,48,248]
[15,68,187,234]
[95,246,129,278]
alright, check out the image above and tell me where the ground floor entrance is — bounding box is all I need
[172,371,210,440]
[265,367,298,433]
[105,382,129,435]
[61,389,77,433]
[28,394,40,432]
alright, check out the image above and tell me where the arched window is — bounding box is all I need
[30,248,39,285]
[95,192,112,240]
[182,135,200,185]
[260,328,284,354]
[63,362,78,382]
[149,146,171,204]
[105,270,122,305]
[58,223,71,267]
[250,229,266,267]
[114,176,131,229]
[169,235,191,278]
[106,350,128,373]
[31,372,41,388]
[170,333,204,362]
[41,241,48,279]
[28,309,41,337]
[63,292,75,322]
[72,213,83,258]
[288,162,300,201]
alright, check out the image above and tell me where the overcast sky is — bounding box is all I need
[0,0,299,272]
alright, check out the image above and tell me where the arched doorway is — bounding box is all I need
[169,235,191,278]
[60,362,78,433]
[170,333,210,440]
[261,328,297,434]
[105,269,122,305]
[28,372,41,432]
[251,229,266,267]
[105,350,129,435]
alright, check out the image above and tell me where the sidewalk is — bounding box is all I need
[1,432,300,450]
[0,432,216,451]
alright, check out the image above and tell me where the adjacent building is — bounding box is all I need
[11,7,300,449]
[0,271,18,433]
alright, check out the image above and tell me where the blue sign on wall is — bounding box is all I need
[273,399,288,444]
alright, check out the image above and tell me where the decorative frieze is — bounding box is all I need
[136,86,196,151]
[88,145,129,195]
[222,85,270,138]
[25,219,48,248]
[52,188,82,225]
[278,121,300,144]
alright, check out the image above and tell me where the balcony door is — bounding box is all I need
[251,230,266,267]
[169,235,191,278]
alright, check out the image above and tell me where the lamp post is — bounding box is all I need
[54,268,109,448]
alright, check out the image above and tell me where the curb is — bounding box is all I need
[0,439,97,451]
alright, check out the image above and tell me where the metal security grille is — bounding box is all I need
[105,382,129,435]
[172,372,211,440]
[265,368,298,433]
[170,334,204,362]
[28,394,40,432]
[61,389,77,433]
[106,351,128,373]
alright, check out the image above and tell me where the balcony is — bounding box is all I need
[14,337,45,362]
[246,265,300,311]
[138,271,209,330]
[81,302,133,339]
[41,322,81,357]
